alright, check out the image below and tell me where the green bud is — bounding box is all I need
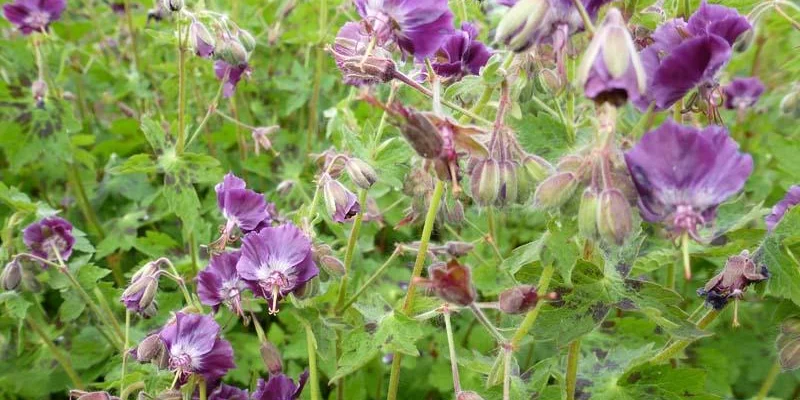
[536,68,563,95]
[319,255,345,277]
[238,29,257,52]
[533,172,578,209]
[496,161,518,207]
[578,188,600,239]
[495,0,550,52]
[556,155,584,173]
[136,334,166,363]
[597,188,633,245]
[778,333,800,371]
[345,158,378,189]
[217,37,249,66]
[470,159,501,206]
[260,341,283,374]
[1,260,22,291]
[522,154,554,182]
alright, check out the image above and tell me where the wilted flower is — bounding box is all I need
[624,120,752,240]
[697,250,768,310]
[214,60,251,98]
[322,176,361,222]
[252,126,279,155]
[723,77,765,110]
[159,312,235,384]
[577,8,646,106]
[197,251,249,316]
[428,23,492,81]
[2,0,65,35]
[207,384,249,400]
[1,259,22,291]
[68,390,119,400]
[212,173,269,251]
[252,371,309,400]
[635,1,750,111]
[414,260,476,306]
[765,185,800,232]
[23,216,75,265]
[330,22,396,86]
[190,20,215,58]
[498,285,541,314]
[236,224,319,314]
[121,261,160,315]
[354,0,454,58]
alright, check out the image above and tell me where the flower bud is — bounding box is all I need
[260,341,283,374]
[522,154,553,182]
[498,285,540,314]
[323,177,361,223]
[496,161,518,206]
[216,37,249,66]
[456,391,485,400]
[276,180,295,196]
[121,261,161,314]
[238,29,257,52]
[69,390,118,400]
[578,188,600,239]
[135,334,166,363]
[495,0,550,52]
[414,260,476,306]
[345,158,378,189]
[782,318,800,336]
[470,159,500,206]
[556,155,584,173]
[533,172,578,209]
[161,0,182,12]
[154,390,183,400]
[319,255,346,277]
[252,126,279,156]
[780,86,800,118]
[778,333,800,371]
[445,241,474,258]
[190,21,215,58]
[596,188,632,245]
[1,259,22,291]
[536,68,563,95]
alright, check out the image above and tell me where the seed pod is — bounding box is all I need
[1,260,22,291]
[533,172,578,209]
[498,285,539,314]
[319,255,346,277]
[578,188,600,239]
[470,159,501,206]
[260,341,283,374]
[345,158,378,189]
[496,161,518,206]
[597,188,633,245]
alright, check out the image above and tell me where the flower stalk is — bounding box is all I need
[335,189,369,310]
[338,246,402,313]
[648,308,720,364]
[26,315,84,389]
[511,264,555,348]
[755,362,782,400]
[565,339,581,400]
[305,323,322,400]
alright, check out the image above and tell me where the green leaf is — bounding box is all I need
[140,117,170,152]
[760,207,800,306]
[0,292,31,320]
[541,219,580,285]
[108,153,157,174]
[59,290,86,322]
[134,230,179,259]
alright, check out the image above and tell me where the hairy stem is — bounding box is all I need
[307,0,328,151]
[565,339,581,400]
[176,17,188,155]
[335,189,369,310]
[392,71,492,124]
[755,362,782,400]
[121,310,130,396]
[469,303,506,344]
[306,324,322,400]
[648,309,720,364]
[511,264,555,348]
[443,311,462,394]
[338,246,402,314]
[681,232,692,280]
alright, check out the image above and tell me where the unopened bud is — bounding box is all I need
[260,341,283,374]
[578,188,600,239]
[780,87,800,118]
[323,177,361,222]
[190,21,215,58]
[345,158,378,189]
[252,126,279,156]
[135,334,166,363]
[445,241,474,258]
[597,188,632,245]
[470,159,500,206]
[533,172,578,209]
[496,161,518,206]
[778,333,800,371]
[1,259,22,291]
[495,0,551,52]
[217,37,249,66]
[556,155,584,173]
[443,199,465,225]
[293,278,318,299]
[782,318,800,336]
[276,180,294,196]
[537,68,563,94]
[522,154,553,182]
[456,391,485,400]
[498,285,539,314]
[161,0,182,12]
[319,255,346,277]
[238,29,257,52]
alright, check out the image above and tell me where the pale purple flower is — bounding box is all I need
[251,371,309,400]
[214,60,251,98]
[212,173,269,251]
[196,251,249,316]
[3,0,65,35]
[353,0,454,58]
[159,312,235,385]
[191,20,215,58]
[724,77,765,110]
[765,185,800,232]
[22,216,75,265]
[429,23,492,80]
[236,224,318,314]
[624,120,753,240]
[635,1,750,111]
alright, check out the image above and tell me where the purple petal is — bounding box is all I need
[220,189,268,231]
[723,77,765,109]
[197,339,236,381]
[766,186,800,231]
[687,1,750,45]
[160,313,219,355]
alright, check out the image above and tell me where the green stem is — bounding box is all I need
[648,309,720,364]
[565,339,581,400]
[392,71,492,125]
[486,207,503,260]
[469,303,506,344]
[335,189,369,310]
[199,378,207,400]
[371,83,399,156]
[66,162,106,240]
[443,311,461,394]
[571,0,595,35]
[94,286,124,343]
[502,349,512,400]
[26,315,84,389]
[120,381,144,400]
[456,0,468,23]
[307,0,328,151]
[337,247,402,314]
[387,179,445,400]
[666,260,676,290]
[305,324,322,400]
[176,17,188,155]
[121,310,130,396]
[122,0,140,75]
[186,78,228,147]
[756,362,782,400]
[681,232,692,280]
[511,264,555,348]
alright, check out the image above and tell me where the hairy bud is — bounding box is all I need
[445,241,474,258]
[495,0,550,52]
[345,158,378,189]
[522,154,553,182]
[238,29,257,52]
[323,177,361,223]
[578,188,600,239]
[260,341,283,374]
[217,37,249,66]
[161,0,182,12]
[319,255,346,277]
[136,334,166,363]
[597,188,633,245]
[470,159,500,206]
[498,285,539,314]
[190,21,215,58]
[496,161,518,206]
[533,172,578,209]
[1,259,22,291]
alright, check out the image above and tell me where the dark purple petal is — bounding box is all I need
[199,339,236,381]
[687,1,750,45]
[160,312,219,354]
[214,60,251,98]
[584,57,644,105]
[196,251,245,312]
[215,173,268,231]
[766,186,800,232]
[22,216,75,265]
[723,77,765,109]
[159,313,234,384]
[208,384,248,400]
[2,0,64,34]
[252,370,309,400]
[3,3,29,25]
[354,0,454,58]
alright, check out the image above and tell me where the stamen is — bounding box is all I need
[269,285,280,315]
[681,231,692,280]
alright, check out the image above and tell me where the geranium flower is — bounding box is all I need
[251,371,309,400]
[236,224,318,314]
[211,173,269,251]
[322,176,361,223]
[22,216,75,265]
[353,0,454,58]
[723,77,765,110]
[214,60,251,98]
[765,185,800,232]
[159,312,235,385]
[2,0,65,35]
[330,21,396,86]
[635,1,750,111]
[196,251,249,316]
[429,23,492,81]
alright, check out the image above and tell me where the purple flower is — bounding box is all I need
[197,251,249,316]
[322,176,361,223]
[207,383,248,400]
[121,261,160,316]
[2,0,65,35]
[577,8,646,105]
[191,20,215,58]
[724,77,765,110]
[635,1,750,111]
[214,60,251,98]
[252,371,309,400]
[22,216,75,265]
[766,185,800,232]
[624,120,753,240]
[429,23,492,80]
[212,173,269,251]
[330,21,396,86]
[236,224,318,314]
[109,2,127,14]
[159,312,235,384]
[354,0,454,58]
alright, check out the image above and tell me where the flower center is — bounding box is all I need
[259,271,291,315]
[42,235,67,260]
[169,352,192,372]
[671,204,705,240]
[23,11,50,30]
